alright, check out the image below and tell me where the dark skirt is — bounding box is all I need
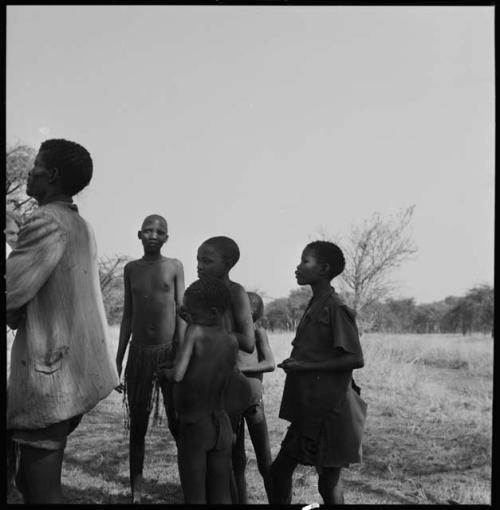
[281,386,367,470]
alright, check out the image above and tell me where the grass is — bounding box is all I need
[7,329,492,504]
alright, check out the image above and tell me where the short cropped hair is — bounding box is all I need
[141,214,168,230]
[6,210,21,228]
[247,292,264,322]
[305,240,345,280]
[39,139,93,196]
[184,277,231,314]
[202,236,240,269]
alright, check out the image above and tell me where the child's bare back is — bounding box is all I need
[173,324,238,421]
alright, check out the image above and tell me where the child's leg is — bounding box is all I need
[128,400,150,504]
[245,403,273,502]
[269,447,298,504]
[177,417,219,504]
[317,467,344,504]
[17,444,64,504]
[206,412,233,504]
[160,378,179,441]
[232,416,248,504]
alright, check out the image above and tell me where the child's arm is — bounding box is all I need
[240,327,275,374]
[231,284,256,353]
[162,325,197,383]
[115,265,133,384]
[173,259,187,348]
[279,349,364,373]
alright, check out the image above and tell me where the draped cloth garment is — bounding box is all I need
[6,201,119,430]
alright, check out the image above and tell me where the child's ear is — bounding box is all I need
[321,263,331,277]
[137,230,142,240]
[47,167,60,184]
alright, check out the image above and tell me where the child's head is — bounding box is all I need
[296,241,345,285]
[247,292,264,323]
[197,236,240,279]
[5,211,21,249]
[181,276,231,325]
[27,139,93,201]
[138,214,168,254]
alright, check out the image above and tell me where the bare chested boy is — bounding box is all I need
[160,277,238,504]
[196,236,257,502]
[115,214,186,504]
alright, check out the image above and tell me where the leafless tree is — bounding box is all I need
[98,255,131,293]
[6,143,37,221]
[316,205,417,315]
[342,206,417,313]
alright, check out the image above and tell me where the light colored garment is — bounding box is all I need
[6,201,119,430]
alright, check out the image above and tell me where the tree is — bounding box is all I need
[6,143,37,221]
[265,298,292,331]
[287,287,312,330]
[98,255,131,324]
[322,206,417,316]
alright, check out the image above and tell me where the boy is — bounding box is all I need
[6,139,119,503]
[196,236,257,502]
[160,277,238,504]
[233,291,275,503]
[270,241,367,505]
[115,214,186,504]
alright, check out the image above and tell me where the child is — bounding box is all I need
[160,277,238,504]
[6,139,119,503]
[115,214,186,504]
[270,241,367,505]
[233,291,275,503]
[196,236,257,502]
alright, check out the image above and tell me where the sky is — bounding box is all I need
[6,5,494,304]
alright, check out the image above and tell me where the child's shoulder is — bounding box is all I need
[163,256,184,271]
[227,280,247,296]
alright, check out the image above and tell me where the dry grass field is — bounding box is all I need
[7,329,492,504]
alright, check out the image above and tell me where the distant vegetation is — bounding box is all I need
[263,283,494,336]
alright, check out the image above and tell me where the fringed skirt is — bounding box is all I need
[123,342,173,430]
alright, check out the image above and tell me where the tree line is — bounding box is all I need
[263,283,494,336]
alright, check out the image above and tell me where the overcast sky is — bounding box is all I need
[6,5,494,304]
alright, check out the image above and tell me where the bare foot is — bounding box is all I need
[131,475,143,504]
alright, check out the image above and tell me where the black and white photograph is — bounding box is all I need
[5,4,494,505]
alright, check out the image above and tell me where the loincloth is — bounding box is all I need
[123,342,174,429]
[178,409,232,453]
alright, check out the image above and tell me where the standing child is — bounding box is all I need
[196,236,257,502]
[160,277,238,504]
[233,291,275,503]
[270,241,367,505]
[115,214,186,504]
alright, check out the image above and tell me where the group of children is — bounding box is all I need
[116,213,367,505]
[5,138,367,505]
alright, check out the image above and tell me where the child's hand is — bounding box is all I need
[278,357,306,372]
[157,365,175,382]
[114,382,125,393]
